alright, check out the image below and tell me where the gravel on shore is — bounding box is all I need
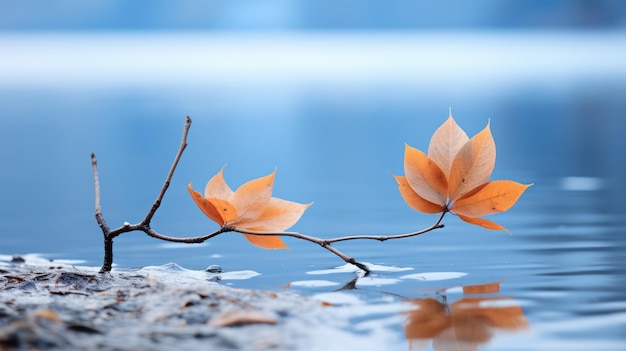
[1,255,390,351]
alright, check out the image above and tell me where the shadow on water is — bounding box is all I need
[403,281,528,351]
[296,273,529,351]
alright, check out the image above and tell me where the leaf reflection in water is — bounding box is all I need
[404,281,528,351]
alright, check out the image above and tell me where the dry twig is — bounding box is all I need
[92,116,445,274]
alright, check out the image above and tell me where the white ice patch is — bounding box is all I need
[219,270,261,280]
[307,262,413,275]
[0,253,85,267]
[289,280,341,288]
[355,277,402,287]
[312,291,365,305]
[399,272,468,281]
[136,263,260,282]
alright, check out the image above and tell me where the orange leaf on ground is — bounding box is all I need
[404,144,448,206]
[448,122,496,201]
[451,181,532,217]
[428,114,469,178]
[457,214,509,233]
[210,310,277,327]
[394,175,445,214]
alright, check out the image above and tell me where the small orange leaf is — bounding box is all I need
[204,165,234,200]
[241,232,288,250]
[428,114,469,178]
[457,214,510,233]
[451,181,531,217]
[240,198,312,232]
[448,122,496,201]
[231,170,275,223]
[188,185,237,225]
[207,198,239,224]
[404,144,448,206]
[394,175,445,214]
[190,168,311,250]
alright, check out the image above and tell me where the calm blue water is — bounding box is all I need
[1,32,626,350]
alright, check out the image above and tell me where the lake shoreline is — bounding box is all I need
[0,255,369,350]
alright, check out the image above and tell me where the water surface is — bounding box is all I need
[1,32,625,350]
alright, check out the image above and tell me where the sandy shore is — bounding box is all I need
[1,255,387,351]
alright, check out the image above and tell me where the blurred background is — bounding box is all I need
[2,0,626,30]
[2,2,626,349]
[1,0,625,269]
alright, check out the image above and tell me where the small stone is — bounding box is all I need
[205,265,222,274]
[10,256,25,263]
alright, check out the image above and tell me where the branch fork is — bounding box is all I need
[92,117,446,274]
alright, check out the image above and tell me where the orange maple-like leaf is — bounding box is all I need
[395,113,531,232]
[188,167,311,249]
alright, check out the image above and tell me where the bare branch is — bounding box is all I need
[91,115,448,275]
[92,152,115,273]
[93,117,194,272]
[231,213,446,275]
[143,116,192,225]
[232,227,373,274]
[91,153,110,234]
[325,211,446,244]
[144,227,228,244]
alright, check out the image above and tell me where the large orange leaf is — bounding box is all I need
[394,175,445,214]
[397,114,530,233]
[428,114,469,178]
[448,122,496,201]
[451,180,531,217]
[457,214,509,233]
[404,144,448,206]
